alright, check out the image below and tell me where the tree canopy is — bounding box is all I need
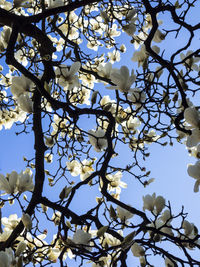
[0,0,200,266]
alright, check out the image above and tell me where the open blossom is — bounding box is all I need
[186,129,200,148]
[80,159,94,181]
[131,242,145,257]
[66,160,81,176]
[2,214,20,231]
[143,193,165,214]
[131,45,148,67]
[15,241,27,256]
[123,22,136,36]
[184,107,200,128]
[0,169,33,195]
[182,220,194,236]
[11,75,33,98]
[0,26,11,51]
[0,248,15,267]
[88,129,108,152]
[17,169,34,193]
[55,62,81,90]
[160,209,171,223]
[106,171,127,194]
[107,66,136,92]
[148,218,174,240]
[107,50,120,63]
[0,171,18,194]
[73,229,91,245]
[44,136,55,148]
[187,160,200,192]
[128,88,146,107]
[17,92,33,113]
[116,205,134,221]
[97,62,113,80]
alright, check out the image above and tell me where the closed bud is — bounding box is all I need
[22,213,32,230]
[16,241,27,256]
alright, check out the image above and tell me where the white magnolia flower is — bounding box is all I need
[87,36,101,51]
[11,75,33,98]
[44,153,53,163]
[160,209,171,223]
[105,24,121,39]
[153,29,165,43]
[131,45,148,67]
[44,136,55,148]
[15,241,27,256]
[107,66,136,92]
[0,248,14,267]
[187,160,200,192]
[47,247,61,262]
[66,160,81,176]
[143,193,156,212]
[131,242,145,257]
[184,107,200,128]
[0,171,18,194]
[55,62,81,90]
[0,26,11,51]
[106,171,127,194]
[148,218,174,240]
[186,129,200,148]
[107,50,120,64]
[123,22,136,36]
[128,88,146,107]
[15,49,28,66]
[22,213,32,230]
[116,205,134,221]
[17,168,34,193]
[126,8,137,21]
[88,129,107,152]
[2,214,20,231]
[17,92,33,113]
[97,62,113,80]
[182,220,194,236]
[73,229,91,245]
[80,159,94,181]
[154,196,165,214]
[143,193,165,214]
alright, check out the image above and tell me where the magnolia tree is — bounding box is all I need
[0,0,200,266]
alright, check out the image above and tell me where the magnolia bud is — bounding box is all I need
[16,241,27,256]
[22,213,32,230]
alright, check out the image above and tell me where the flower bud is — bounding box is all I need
[22,213,32,230]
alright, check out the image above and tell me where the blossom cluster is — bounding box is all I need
[0,169,34,195]
[183,107,200,192]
